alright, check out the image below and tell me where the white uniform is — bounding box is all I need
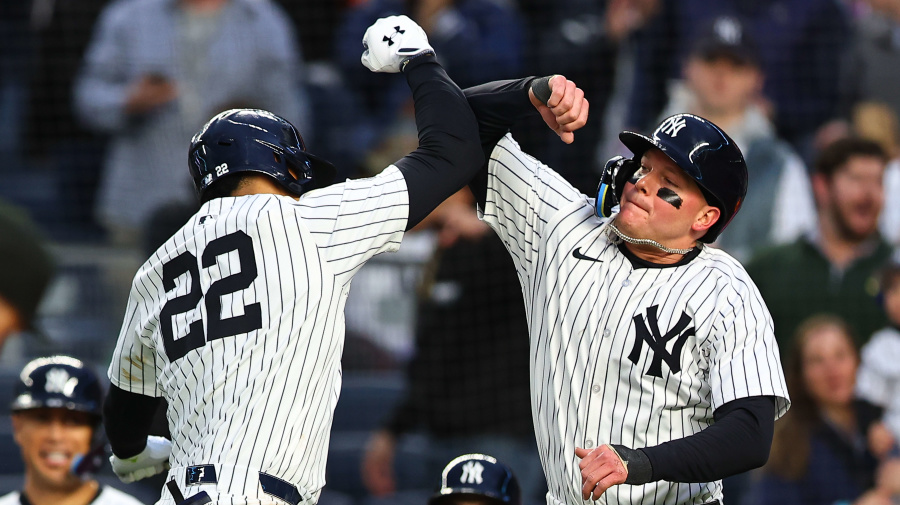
[856,326,900,440]
[0,486,145,505]
[108,167,409,504]
[480,135,790,505]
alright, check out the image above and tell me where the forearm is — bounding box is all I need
[620,396,776,484]
[395,54,483,230]
[103,384,163,458]
[462,77,538,208]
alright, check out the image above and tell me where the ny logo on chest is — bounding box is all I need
[629,305,695,378]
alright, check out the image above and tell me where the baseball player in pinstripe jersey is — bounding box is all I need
[460,76,791,505]
[100,15,483,505]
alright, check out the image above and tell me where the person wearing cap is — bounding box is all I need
[658,15,816,262]
[0,202,55,351]
[1,355,144,505]
[428,454,521,505]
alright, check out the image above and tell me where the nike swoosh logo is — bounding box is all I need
[572,247,603,263]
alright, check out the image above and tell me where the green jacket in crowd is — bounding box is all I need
[746,236,892,353]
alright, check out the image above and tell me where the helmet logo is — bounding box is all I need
[657,115,688,138]
[459,461,485,485]
[45,368,79,397]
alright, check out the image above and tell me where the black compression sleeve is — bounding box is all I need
[638,396,776,483]
[462,77,540,208]
[103,384,163,458]
[393,54,483,230]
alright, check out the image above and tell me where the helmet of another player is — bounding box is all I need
[608,113,748,243]
[11,355,103,425]
[188,109,336,198]
[428,453,522,505]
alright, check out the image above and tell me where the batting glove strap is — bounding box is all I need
[611,444,653,485]
[110,435,172,483]
[361,15,435,73]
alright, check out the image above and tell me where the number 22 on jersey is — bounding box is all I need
[159,231,263,361]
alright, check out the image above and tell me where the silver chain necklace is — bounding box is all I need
[605,221,696,255]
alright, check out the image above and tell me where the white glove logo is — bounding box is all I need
[382,25,404,46]
[361,15,434,73]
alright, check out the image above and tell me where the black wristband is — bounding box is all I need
[530,75,554,105]
[612,444,653,485]
[401,50,437,72]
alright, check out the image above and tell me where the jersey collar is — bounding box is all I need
[617,242,702,269]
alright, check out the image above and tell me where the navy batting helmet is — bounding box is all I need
[428,454,521,505]
[616,113,748,243]
[188,109,336,198]
[10,356,103,423]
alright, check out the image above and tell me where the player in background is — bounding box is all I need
[459,75,790,505]
[1,356,145,505]
[428,453,522,505]
[101,15,482,505]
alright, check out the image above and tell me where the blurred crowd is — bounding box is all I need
[4,0,900,504]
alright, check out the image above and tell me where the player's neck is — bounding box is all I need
[232,176,297,200]
[22,476,98,505]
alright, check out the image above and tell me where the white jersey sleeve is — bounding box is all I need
[703,253,790,417]
[295,165,409,285]
[107,270,162,395]
[480,134,588,270]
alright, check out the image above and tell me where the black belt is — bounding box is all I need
[181,465,303,505]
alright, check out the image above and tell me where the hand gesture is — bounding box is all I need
[361,15,435,73]
[529,75,589,144]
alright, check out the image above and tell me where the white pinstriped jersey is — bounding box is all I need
[856,327,900,440]
[480,135,790,505]
[108,166,409,504]
[0,486,145,505]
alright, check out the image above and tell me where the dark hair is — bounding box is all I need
[814,137,887,178]
[765,314,859,480]
[199,173,252,204]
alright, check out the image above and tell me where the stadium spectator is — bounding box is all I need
[74,0,308,246]
[625,1,851,156]
[856,250,900,452]
[747,137,891,350]
[659,16,814,261]
[743,315,900,505]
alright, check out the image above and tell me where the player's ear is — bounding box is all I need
[692,206,720,236]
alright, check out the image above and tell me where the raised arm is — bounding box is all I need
[462,75,589,207]
[359,15,484,231]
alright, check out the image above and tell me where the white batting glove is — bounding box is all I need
[361,15,434,73]
[109,436,172,483]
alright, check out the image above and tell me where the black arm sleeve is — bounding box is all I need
[393,54,483,230]
[103,384,163,458]
[462,77,539,208]
[639,396,776,483]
